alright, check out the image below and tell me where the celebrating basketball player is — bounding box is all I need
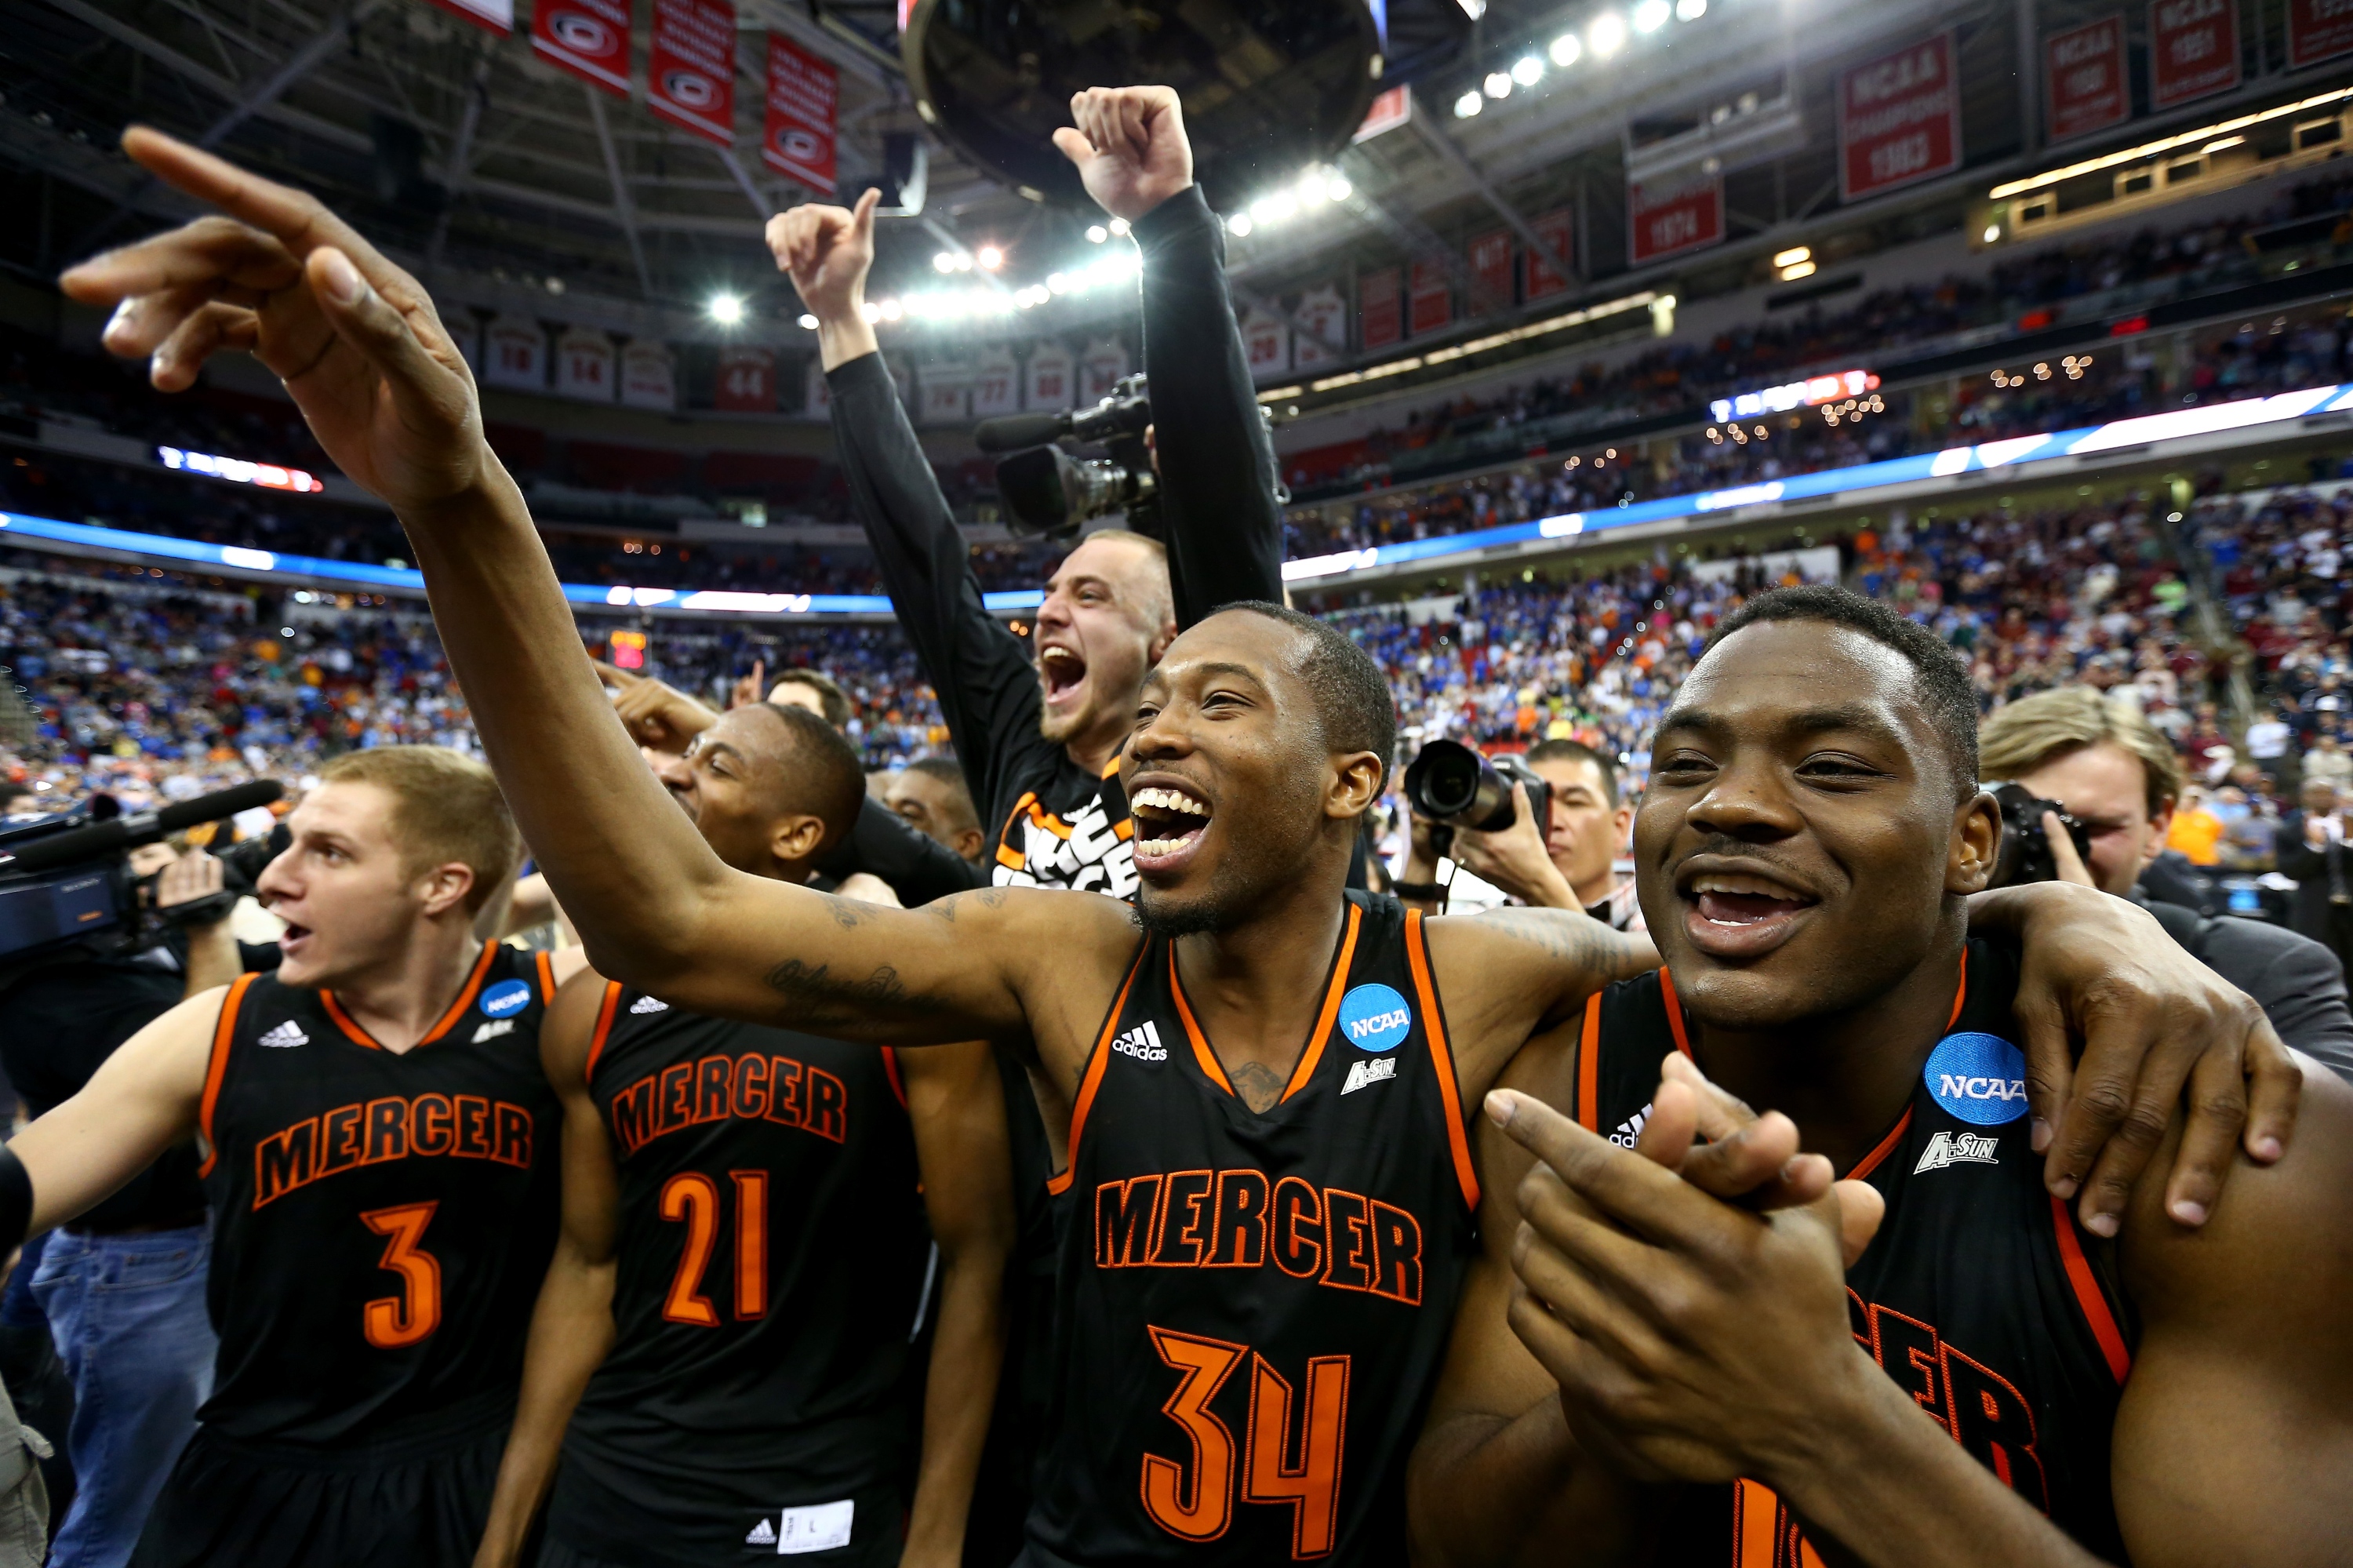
[0,748,590,1566]
[55,129,2302,1568]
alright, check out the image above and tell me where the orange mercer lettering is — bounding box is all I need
[1140,1326,1352,1559]
[252,1097,536,1208]
[1094,1172,1421,1307]
[607,1053,849,1156]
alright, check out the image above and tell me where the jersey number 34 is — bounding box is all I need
[1144,1326,1349,1559]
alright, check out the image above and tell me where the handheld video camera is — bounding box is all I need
[1984,781,2096,888]
[976,375,1159,540]
[1403,740,1553,842]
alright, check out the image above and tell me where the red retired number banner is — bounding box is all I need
[1524,209,1575,300]
[1360,267,1403,351]
[2289,0,2353,67]
[764,34,839,193]
[1467,231,1513,314]
[1838,31,1962,202]
[532,0,631,96]
[649,0,737,147]
[715,347,776,413]
[1627,177,1722,266]
[1409,260,1453,336]
[2149,0,2240,109]
[2047,14,2129,144]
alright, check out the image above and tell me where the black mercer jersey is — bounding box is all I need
[195,942,563,1446]
[990,753,1138,898]
[550,984,930,1562]
[1574,939,2136,1565]
[1028,891,1481,1568]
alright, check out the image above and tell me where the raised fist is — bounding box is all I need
[766,188,879,326]
[1051,85,1194,224]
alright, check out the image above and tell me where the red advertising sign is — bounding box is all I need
[1409,260,1453,337]
[2149,0,2240,109]
[764,34,839,193]
[2047,14,2130,143]
[715,347,776,413]
[1468,230,1513,314]
[649,0,737,147]
[1360,267,1402,351]
[531,0,631,96]
[1627,176,1723,265]
[2289,0,2353,67]
[1837,31,1962,202]
[1523,209,1575,300]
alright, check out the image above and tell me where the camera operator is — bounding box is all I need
[1980,686,2353,1081]
[1,834,276,1568]
[2276,777,2353,980]
[1392,739,1642,928]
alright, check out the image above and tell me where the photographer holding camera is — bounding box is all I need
[1979,686,2353,1080]
[1391,738,1644,930]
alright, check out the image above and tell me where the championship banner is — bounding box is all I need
[1025,343,1074,410]
[1292,284,1347,369]
[620,341,678,410]
[2289,0,2353,68]
[649,0,737,147]
[2150,0,2239,110]
[1242,307,1291,380]
[554,326,616,402]
[1080,339,1130,400]
[2047,14,2129,144]
[531,0,631,96]
[764,35,839,193]
[1837,31,1961,202]
[715,346,776,413]
[426,0,511,35]
[972,349,1020,418]
[1359,267,1402,351]
[918,362,972,426]
[1468,229,1513,315]
[1523,209,1575,300]
[481,315,547,391]
[1627,175,1723,265]
[1409,260,1452,337]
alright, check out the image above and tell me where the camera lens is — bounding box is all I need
[1419,747,1482,817]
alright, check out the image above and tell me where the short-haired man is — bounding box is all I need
[767,668,852,731]
[1980,686,2353,1078]
[1398,740,1642,930]
[473,704,1012,1568]
[1422,588,2353,1566]
[2,747,591,1566]
[888,758,985,867]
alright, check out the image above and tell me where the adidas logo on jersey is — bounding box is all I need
[256,1020,308,1049]
[1112,1020,1167,1062]
[629,995,669,1015]
[1341,1056,1395,1095]
[1609,1104,1651,1148]
[471,1018,515,1044]
[746,1519,777,1545]
[1913,1130,2001,1173]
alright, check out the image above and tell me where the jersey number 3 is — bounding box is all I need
[659,1171,770,1326]
[360,1202,442,1349]
[1143,1326,1350,1559]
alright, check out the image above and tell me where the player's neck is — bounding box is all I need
[1170,867,1352,1111]
[1063,720,1126,781]
[1686,941,1966,1176]
[328,922,487,1055]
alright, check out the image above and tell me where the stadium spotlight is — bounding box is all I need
[1227,212,1255,235]
[798,313,819,329]
[1780,260,1817,281]
[1548,33,1581,65]
[933,252,958,271]
[1086,224,1108,242]
[1675,0,1705,16]
[1511,55,1544,85]
[860,300,882,322]
[1633,0,1669,31]
[1109,216,1131,235]
[706,292,745,325]
[1772,246,1811,268]
[1325,173,1353,201]
[878,298,904,320]
[976,245,1006,270]
[1983,223,2002,243]
[1485,71,1513,98]
[1589,13,1627,56]
[1454,89,1484,117]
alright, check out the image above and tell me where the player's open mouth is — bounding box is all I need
[1130,783,1213,873]
[1038,644,1086,706]
[278,921,311,954]
[1674,861,1820,959]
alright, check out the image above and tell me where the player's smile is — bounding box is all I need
[1129,776,1216,875]
[1672,853,1823,962]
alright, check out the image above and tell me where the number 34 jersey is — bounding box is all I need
[1028,893,1481,1568]
[195,944,563,1446]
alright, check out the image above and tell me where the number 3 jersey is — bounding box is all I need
[195,943,563,1446]
[1028,892,1481,1568]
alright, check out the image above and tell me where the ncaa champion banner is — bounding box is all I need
[2289,0,2353,67]
[764,35,838,193]
[649,0,737,147]
[2149,0,2240,109]
[2047,14,2130,144]
[1838,31,1962,202]
[1627,175,1723,265]
[532,0,631,96]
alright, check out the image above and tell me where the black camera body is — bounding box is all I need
[1403,740,1554,839]
[1985,781,2097,889]
[980,375,1162,540]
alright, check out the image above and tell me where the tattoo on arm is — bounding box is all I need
[925,886,1009,925]
[1476,908,1657,987]
[764,957,937,1031]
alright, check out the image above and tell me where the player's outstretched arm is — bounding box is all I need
[7,987,220,1237]
[475,973,622,1568]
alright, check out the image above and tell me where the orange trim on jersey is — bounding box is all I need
[1168,951,1238,1096]
[1406,911,1481,1212]
[881,1046,907,1109]
[1576,991,1603,1133]
[994,792,1038,871]
[535,950,557,1003]
[1113,814,1133,841]
[1846,1108,1913,1181]
[322,941,499,1051]
[2050,1195,2133,1384]
[1046,941,1151,1197]
[1656,969,1693,1058]
[584,980,624,1086]
[195,972,259,1179]
[318,989,376,1049]
[1277,904,1363,1104]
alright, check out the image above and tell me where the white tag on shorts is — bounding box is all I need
[770,1499,854,1555]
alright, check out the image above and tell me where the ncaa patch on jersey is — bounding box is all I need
[478,978,533,1019]
[1924,1031,2028,1126]
[1337,983,1412,1053]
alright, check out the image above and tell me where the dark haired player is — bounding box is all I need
[60,132,2302,1568]
[472,702,1011,1568]
[1413,586,2353,1566]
